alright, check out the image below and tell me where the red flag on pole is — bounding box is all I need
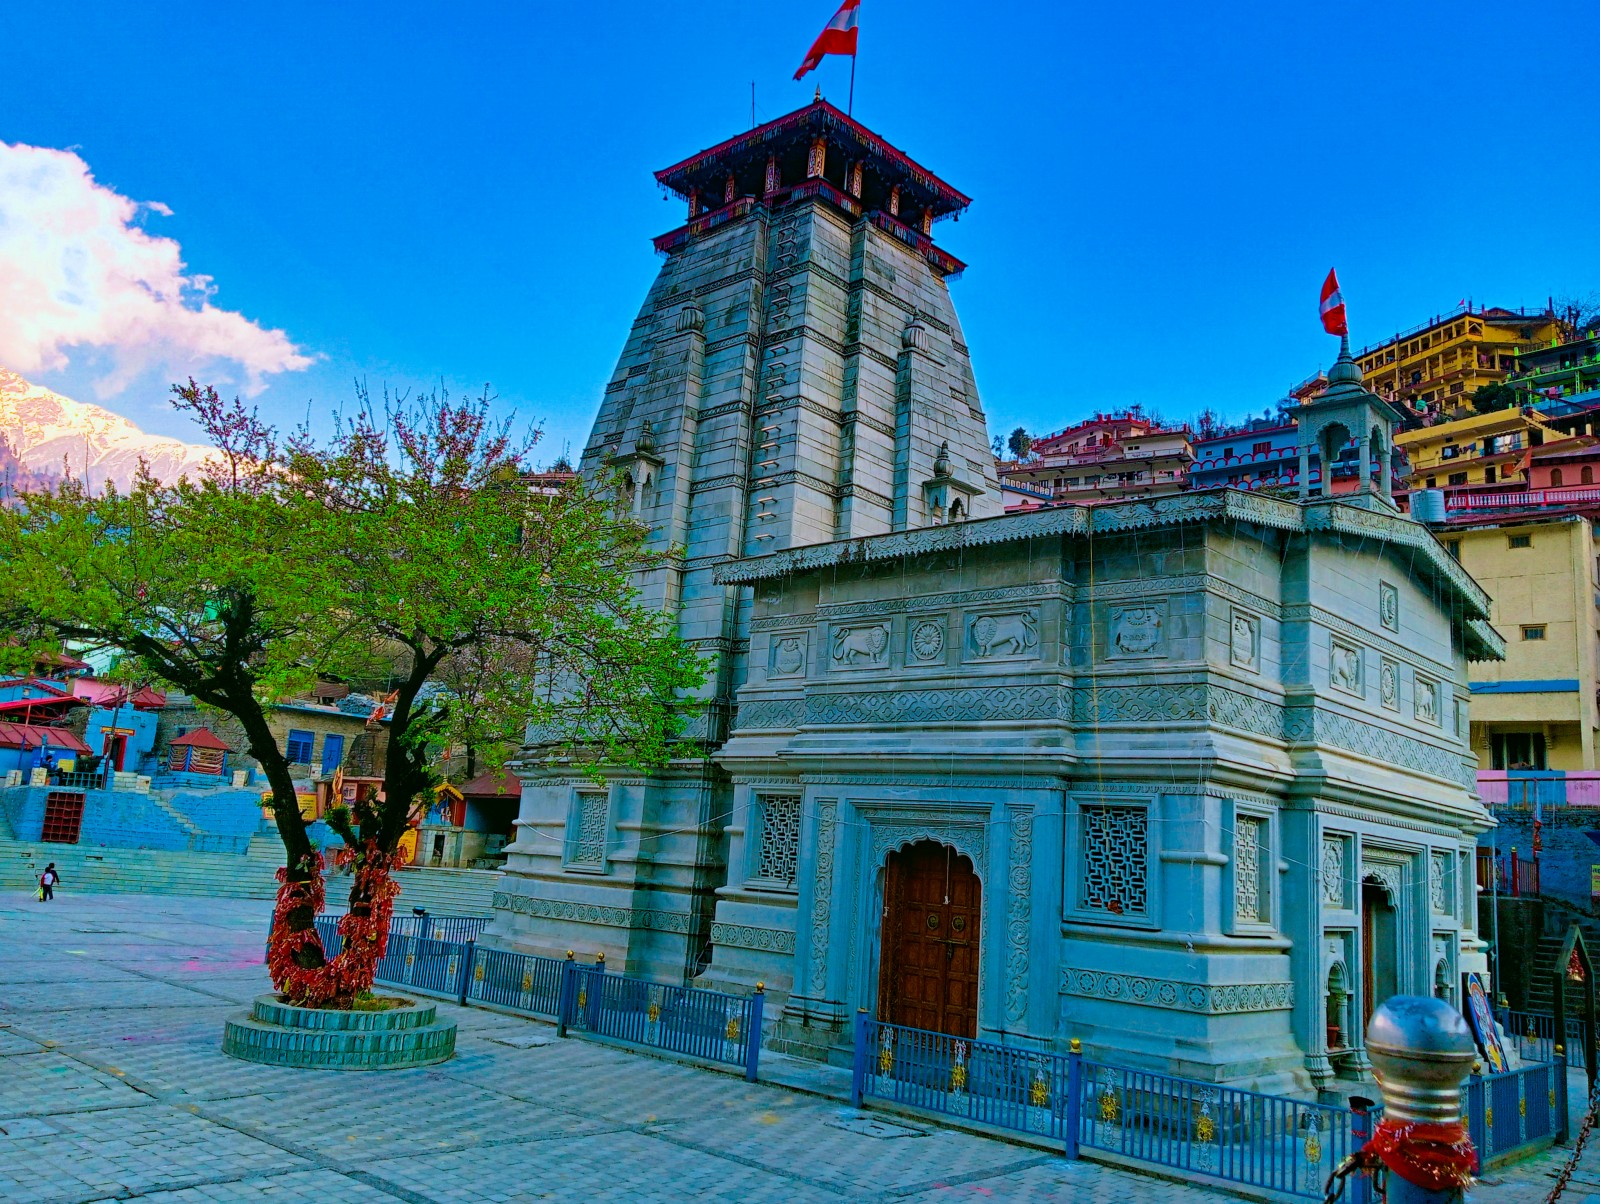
[794,0,860,80]
[1319,269,1348,337]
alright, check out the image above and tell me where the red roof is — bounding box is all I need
[459,770,522,798]
[169,728,231,750]
[0,723,91,753]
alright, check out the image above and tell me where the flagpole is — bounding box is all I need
[848,53,855,116]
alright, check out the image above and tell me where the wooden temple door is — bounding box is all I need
[880,841,981,1039]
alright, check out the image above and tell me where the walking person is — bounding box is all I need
[38,863,59,902]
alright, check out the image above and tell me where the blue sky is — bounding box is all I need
[4,1,1596,462]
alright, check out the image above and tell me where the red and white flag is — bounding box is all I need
[1319,268,1348,337]
[794,0,860,80]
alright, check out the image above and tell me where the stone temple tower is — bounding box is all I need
[491,100,1001,978]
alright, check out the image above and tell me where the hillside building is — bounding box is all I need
[1294,306,1562,420]
[998,413,1193,503]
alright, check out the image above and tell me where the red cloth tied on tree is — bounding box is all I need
[1365,1117,1477,1191]
[266,841,402,1008]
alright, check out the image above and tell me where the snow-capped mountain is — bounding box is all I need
[0,368,216,492]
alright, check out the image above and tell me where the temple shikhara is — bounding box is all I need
[489,100,1502,1091]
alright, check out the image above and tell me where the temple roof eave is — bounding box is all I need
[653,99,971,220]
[714,488,1497,645]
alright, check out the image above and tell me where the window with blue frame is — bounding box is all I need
[321,733,344,772]
[285,729,314,765]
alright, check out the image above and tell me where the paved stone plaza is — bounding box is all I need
[0,891,1586,1202]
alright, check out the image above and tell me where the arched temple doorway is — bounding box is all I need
[1361,877,1399,1030]
[879,841,981,1038]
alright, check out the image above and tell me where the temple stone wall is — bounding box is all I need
[704,493,1498,1090]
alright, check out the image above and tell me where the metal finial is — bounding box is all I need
[814,85,822,102]
[755,981,765,993]
[1365,996,1478,1125]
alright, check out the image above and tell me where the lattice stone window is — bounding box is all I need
[754,794,801,886]
[1234,816,1269,924]
[1080,804,1148,917]
[568,791,608,867]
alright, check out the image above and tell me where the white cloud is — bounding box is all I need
[0,141,312,396]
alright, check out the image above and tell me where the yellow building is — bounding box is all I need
[1443,513,1600,769]
[1360,307,1560,413]
[1395,406,1548,489]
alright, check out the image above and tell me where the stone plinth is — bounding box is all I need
[222,994,456,1070]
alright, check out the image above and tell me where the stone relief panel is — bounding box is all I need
[1329,639,1363,695]
[768,633,807,678]
[807,801,838,996]
[1429,852,1450,915]
[1229,608,1259,671]
[907,617,947,664]
[830,622,890,668]
[1059,970,1292,1015]
[1379,658,1400,711]
[1321,835,1348,909]
[1414,674,1440,725]
[966,610,1040,660]
[1108,603,1166,659]
[1005,807,1033,1024]
[1379,581,1400,633]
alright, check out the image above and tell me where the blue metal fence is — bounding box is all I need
[463,944,566,1019]
[566,963,762,1078]
[1466,1058,1568,1166]
[1500,1008,1583,1065]
[305,917,764,1079]
[851,1013,1564,1195]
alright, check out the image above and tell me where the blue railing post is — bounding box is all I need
[745,982,764,1083]
[850,1009,868,1109]
[1063,1037,1083,1160]
[589,952,605,1030]
[1466,1069,1487,1158]
[457,941,475,1007]
[556,950,575,1038]
[1557,1045,1571,1144]
[1348,1096,1375,1204]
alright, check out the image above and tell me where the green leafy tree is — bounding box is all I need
[0,382,703,1007]
[1006,427,1032,459]
[1471,382,1524,414]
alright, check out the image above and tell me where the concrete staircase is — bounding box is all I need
[0,836,501,915]
[1527,902,1600,1014]
[148,795,204,841]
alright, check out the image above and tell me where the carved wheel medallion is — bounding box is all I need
[911,620,944,661]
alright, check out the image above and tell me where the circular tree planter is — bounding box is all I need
[223,994,457,1070]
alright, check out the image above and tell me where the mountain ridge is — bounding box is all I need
[0,369,216,492]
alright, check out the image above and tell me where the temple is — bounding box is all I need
[489,104,1501,1092]
[491,100,1001,982]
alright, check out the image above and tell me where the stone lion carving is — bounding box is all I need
[1330,643,1361,692]
[971,612,1038,658]
[832,624,889,666]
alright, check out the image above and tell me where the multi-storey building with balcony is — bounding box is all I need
[1395,406,1548,491]
[1512,330,1600,416]
[1294,306,1562,420]
[997,411,1192,504]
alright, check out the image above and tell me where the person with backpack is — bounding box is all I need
[38,863,59,902]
